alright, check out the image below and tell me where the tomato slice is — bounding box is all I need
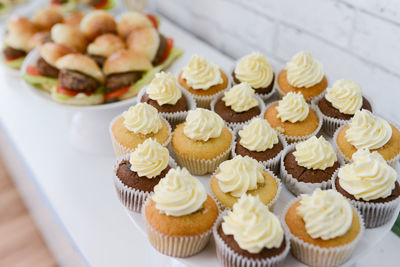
[57,83,94,97]
[26,65,41,76]
[93,0,108,9]
[146,14,158,29]
[159,37,173,64]
[105,86,130,100]
[50,1,62,6]
[5,55,23,61]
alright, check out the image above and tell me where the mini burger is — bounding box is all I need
[23,42,74,92]
[86,33,125,67]
[103,50,152,102]
[80,10,117,41]
[3,16,38,69]
[52,54,105,105]
[51,23,88,53]
[117,11,155,40]
[80,0,115,10]
[50,0,77,12]
[32,7,64,31]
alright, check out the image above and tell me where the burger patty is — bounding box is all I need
[105,71,142,93]
[3,47,26,60]
[90,0,106,6]
[59,69,99,92]
[52,0,67,4]
[89,54,106,67]
[37,57,59,78]
[152,34,167,66]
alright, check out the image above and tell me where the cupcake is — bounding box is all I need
[280,136,340,195]
[232,52,275,101]
[214,194,290,267]
[138,72,196,126]
[283,189,364,267]
[110,102,171,156]
[233,118,286,172]
[277,51,327,101]
[171,108,233,175]
[143,167,219,257]
[264,92,322,143]
[113,138,176,212]
[313,79,373,136]
[333,149,400,228]
[210,155,280,210]
[211,82,264,128]
[178,54,229,108]
[334,109,400,165]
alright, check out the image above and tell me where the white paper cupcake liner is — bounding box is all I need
[281,197,365,267]
[275,75,326,103]
[137,86,197,127]
[210,92,266,129]
[112,154,178,213]
[332,173,400,228]
[109,115,172,157]
[264,101,323,144]
[141,197,217,257]
[213,211,291,267]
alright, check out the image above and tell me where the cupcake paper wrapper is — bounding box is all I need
[281,197,365,267]
[137,86,197,127]
[213,211,291,267]
[332,173,400,228]
[112,154,178,213]
[210,92,266,130]
[275,77,325,103]
[109,115,172,157]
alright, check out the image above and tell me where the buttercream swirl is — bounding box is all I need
[146,72,182,106]
[276,92,309,123]
[123,103,162,135]
[129,138,169,178]
[338,149,397,201]
[222,194,284,253]
[183,108,224,141]
[286,51,324,88]
[239,118,278,152]
[152,167,207,216]
[215,155,264,197]
[297,189,353,240]
[345,109,392,150]
[181,54,223,90]
[234,52,273,89]
[293,136,337,170]
[325,80,363,115]
[222,83,258,112]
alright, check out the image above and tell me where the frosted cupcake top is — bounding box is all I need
[239,118,279,152]
[286,51,324,88]
[234,52,273,89]
[123,103,162,135]
[276,92,309,123]
[184,108,224,141]
[222,83,258,112]
[146,72,182,106]
[325,79,363,115]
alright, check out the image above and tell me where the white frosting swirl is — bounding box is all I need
[146,72,182,106]
[129,139,169,178]
[216,155,264,197]
[222,194,284,253]
[286,51,324,88]
[123,103,162,135]
[181,54,223,90]
[293,136,337,170]
[276,92,309,123]
[338,149,397,201]
[297,189,353,240]
[234,52,273,89]
[239,118,278,152]
[345,110,392,150]
[222,83,258,112]
[325,80,363,115]
[152,167,207,216]
[183,108,224,141]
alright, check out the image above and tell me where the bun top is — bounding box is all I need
[103,50,152,75]
[33,7,64,31]
[5,16,38,51]
[117,11,153,39]
[64,11,84,28]
[56,54,105,83]
[28,32,51,51]
[51,23,88,52]
[126,27,160,61]
[80,10,117,40]
[40,42,75,67]
[87,33,125,57]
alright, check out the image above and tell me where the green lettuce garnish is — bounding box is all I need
[4,57,25,70]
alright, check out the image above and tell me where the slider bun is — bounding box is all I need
[117,11,153,39]
[127,27,160,61]
[33,7,64,31]
[103,50,152,75]
[64,11,84,28]
[56,54,104,83]
[5,16,38,51]
[80,10,116,40]
[51,23,88,52]
[87,33,125,57]
[40,42,75,67]
[28,31,51,50]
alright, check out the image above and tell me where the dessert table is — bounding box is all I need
[0,15,399,267]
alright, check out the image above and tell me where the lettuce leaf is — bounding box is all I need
[22,73,58,89]
[4,57,25,70]
[101,0,115,10]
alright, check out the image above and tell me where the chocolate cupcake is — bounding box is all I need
[280,136,340,195]
[211,82,264,128]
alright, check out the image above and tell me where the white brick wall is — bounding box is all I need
[154,0,400,121]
